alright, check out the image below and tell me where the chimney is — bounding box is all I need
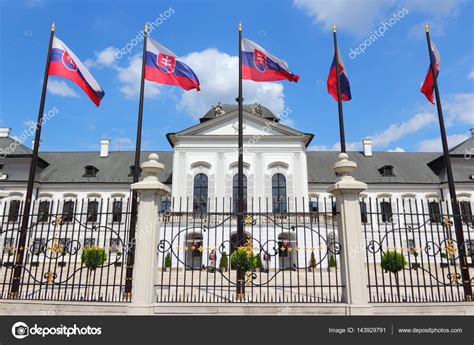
[362,138,373,157]
[470,128,474,137]
[100,139,110,158]
[0,128,11,138]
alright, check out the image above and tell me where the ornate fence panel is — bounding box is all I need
[156,197,343,303]
[0,197,132,301]
[362,197,473,303]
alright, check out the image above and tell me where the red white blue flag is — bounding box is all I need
[327,46,351,101]
[420,40,441,104]
[241,38,299,82]
[144,37,200,91]
[48,37,105,107]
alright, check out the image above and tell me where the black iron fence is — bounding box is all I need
[156,197,343,303]
[0,197,132,301]
[362,197,473,303]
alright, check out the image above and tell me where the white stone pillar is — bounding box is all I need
[129,153,170,314]
[327,153,372,315]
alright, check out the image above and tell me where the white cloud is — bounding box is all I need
[116,55,161,99]
[178,48,285,119]
[24,0,43,8]
[370,111,436,147]
[294,0,465,37]
[417,133,469,152]
[468,71,474,80]
[293,0,396,37]
[111,137,134,151]
[444,93,474,126]
[310,110,436,151]
[86,47,117,68]
[388,147,406,152]
[47,79,80,98]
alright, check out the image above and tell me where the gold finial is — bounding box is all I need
[239,22,242,31]
[51,22,55,32]
[333,25,336,32]
[425,23,429,32]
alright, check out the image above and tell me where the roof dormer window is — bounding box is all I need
[128,165,142,177]
[379,165,394,177]
[83,165,99,177]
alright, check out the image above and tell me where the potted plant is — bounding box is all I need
[410,250,420,269]
[81,246,107,297]
[58,260,67,268]
[164,252,172,272]
[328,255,337,270]
[114,251,122,267]
[380,250,406,301]
[308,251,317,272]
[219,251,229,272]
[255,254,262,272]
[31,253,40,267]
[230,242,259,273]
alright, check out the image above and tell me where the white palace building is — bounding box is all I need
[0,103,473,214]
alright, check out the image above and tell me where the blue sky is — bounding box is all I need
[0,0,472,153]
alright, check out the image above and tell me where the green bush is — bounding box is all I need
[219,252,229,270]
[81,246,107,270]
[165,253,172,268]
[381,250,406,274]
[230,246,259,272]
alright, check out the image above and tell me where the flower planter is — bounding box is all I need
[411,263,420,269]
[114,262,122,267]
[58,262,67,267]
[4,262,14,268]
[31,261,40,267]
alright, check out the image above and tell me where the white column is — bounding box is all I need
[129,153,170,314]
[327,153,372,315]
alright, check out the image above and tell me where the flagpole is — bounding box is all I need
[124,23,148,301]
[424,24,472,300]
[236,21,245,300]
[9,22,55,298]
[332,25,347,153]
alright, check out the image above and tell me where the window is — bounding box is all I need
[62,200,75,222]
[360,200,368,223]
[272,173,287,212]
[112,200,123,222]
[232,174,247,212]
[380,201,393,223]
[160,199,171,213]
[379,165,394,177]
[128,165,142,177]
[84,238,96,248]
[193,173,208,213]
[309,198,319,212]
[31,238,45,255]
[8,200,21,222]
[332,199,337,215]
[3,237,14,254]
[110,238,119,252]
[428,201,442,223]
[87,200,99,223]
[38,201,50,223]
[460,201,473,224]
[58,238,71,254]
[83,165,99,177]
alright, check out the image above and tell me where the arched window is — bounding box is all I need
[428,201,441,223]
[460,201,473,224]
[272,173,287,212]
[360,200,368,223]
[193,173,208,213]
[380,201,392,223]
[87,200,99,223]
[38,200,51,223]
[232,174,247,212]
[8,200,21,222]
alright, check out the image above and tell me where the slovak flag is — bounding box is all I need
[241,38,299,82]
[327,46,351,101]
[144,37,200,91]
[48,37,105,107]
[420,40,441,104]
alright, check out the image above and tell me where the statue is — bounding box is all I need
[250,103,262,116]
[212,102,226,116]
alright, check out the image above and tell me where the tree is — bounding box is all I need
[219,251,229,272]
[81,246,107,298]
[380,250,406,301]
